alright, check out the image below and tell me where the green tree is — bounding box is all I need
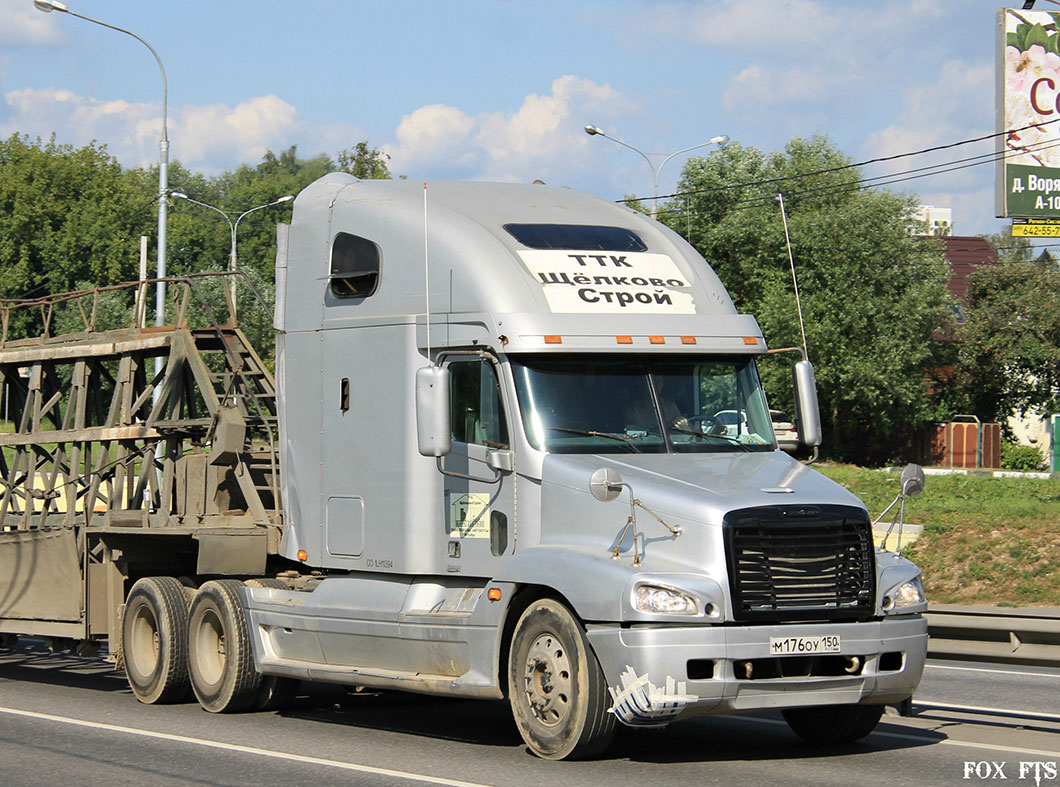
[662,135,955,464]
[337,141,391,180]
[0,134,154,336]
[983,225,1036,264]
[950,258,1060,422]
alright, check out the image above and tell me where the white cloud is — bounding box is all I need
[0,0,67,46]
[0,87,366,172]
[860,56,996,229]
[640,0,838,48]
[721,62,848,115]
[632,0,946,49]
[2,73,639,196]
[863,59,993,174]
[385,75,635,184]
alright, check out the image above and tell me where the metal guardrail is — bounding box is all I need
[926,604,1060,668]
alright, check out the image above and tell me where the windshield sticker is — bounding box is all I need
[517,250,696,314]
[448,492,491,539]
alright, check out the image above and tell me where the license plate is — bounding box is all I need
[769,635,841,655]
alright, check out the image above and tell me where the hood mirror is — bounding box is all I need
[589,466,624,502]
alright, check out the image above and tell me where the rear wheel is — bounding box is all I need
[782,704,884,743]
[122,576,191,704]
[508,599,616,760]
[188,580,261,712]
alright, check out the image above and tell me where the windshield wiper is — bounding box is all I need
[550,426,642,452]
[669,425,752,451]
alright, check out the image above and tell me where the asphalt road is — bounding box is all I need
[0,640,1056,787]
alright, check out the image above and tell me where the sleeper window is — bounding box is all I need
[330,232,380,299]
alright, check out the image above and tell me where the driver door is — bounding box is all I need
[440,357,515,575]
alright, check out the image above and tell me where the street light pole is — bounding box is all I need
[170,193,293,321]
[34,1,169,329]
[584,125,728,220]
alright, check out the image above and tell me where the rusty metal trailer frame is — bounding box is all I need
[0,274,282,651]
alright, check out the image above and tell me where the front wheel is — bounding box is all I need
[188,580,261,713]
[782,704,884,744]
[508,599,616,760]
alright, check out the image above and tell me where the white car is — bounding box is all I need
[770,409,799,453]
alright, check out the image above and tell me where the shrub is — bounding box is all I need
[1001,440,1046,472]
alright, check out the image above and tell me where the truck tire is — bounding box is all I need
[187,580,261,713]
[782,703,884,744]
[122,576,191,704]
[508,598,616,760]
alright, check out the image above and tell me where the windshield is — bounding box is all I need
[511,354,776,454]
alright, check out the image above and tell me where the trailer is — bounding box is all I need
[0,176,928,759]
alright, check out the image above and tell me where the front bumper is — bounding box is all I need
[585,615,927,727]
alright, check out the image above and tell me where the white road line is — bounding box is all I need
[0,705,494,787]
[741,716,1060,758]
[926,663,1060,680]
[913,700,1060,723]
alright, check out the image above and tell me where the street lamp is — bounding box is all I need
[585,124,728,219]
[34,0,170,332]
[170,192,294,320]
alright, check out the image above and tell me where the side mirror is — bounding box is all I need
[792,359,822,448]
[415,366,451,457]
[589,466,624,502]
[900,463,926,498]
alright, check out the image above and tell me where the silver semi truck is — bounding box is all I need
[0,174,927,760]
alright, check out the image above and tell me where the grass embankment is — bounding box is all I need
[817,464,1060,607]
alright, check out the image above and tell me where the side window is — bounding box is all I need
[449,360,509,448]
[330,232,380,299]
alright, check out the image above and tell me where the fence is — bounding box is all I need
[926,604,1060,667]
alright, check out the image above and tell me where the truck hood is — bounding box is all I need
[539,450,865,525]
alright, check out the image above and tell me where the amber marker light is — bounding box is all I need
[544,335,563,344]
[742,336,758,345]
[297,550,308,561]
[616,336,633,344]
[649,335,665,345]
[487,588,503,601]
[681,336,697,345]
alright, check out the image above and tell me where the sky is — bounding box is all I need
[0,0,1028,238]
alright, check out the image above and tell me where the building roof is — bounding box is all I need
[938,235,999,305]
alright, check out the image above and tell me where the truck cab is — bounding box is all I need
[243,174,927,759]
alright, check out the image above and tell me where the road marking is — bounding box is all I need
[740,716,1060,758]
[912,700,1060,723]
[0,705,494,787]
[926,663,1060,680]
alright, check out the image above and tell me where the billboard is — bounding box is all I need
[996,8,1060,218]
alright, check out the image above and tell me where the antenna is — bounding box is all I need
[777,192,809,361]
[424,181,431,361]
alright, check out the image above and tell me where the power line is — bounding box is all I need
[622,117,1060,208]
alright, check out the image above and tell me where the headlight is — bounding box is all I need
[883,578,925,611]
[633,584,698,615]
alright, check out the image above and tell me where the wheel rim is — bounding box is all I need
[522,632,572,727]
[193,608,226,686]
[128,601,160,679]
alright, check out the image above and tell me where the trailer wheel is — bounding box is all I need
[188,580,261,713]
[508,599,616,760]
[122,576,191,704]
[782,704,884,744]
